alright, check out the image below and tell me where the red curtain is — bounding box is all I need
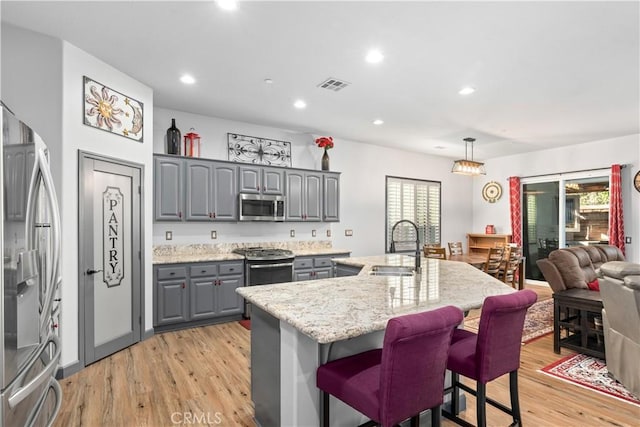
[509,177,522,246]
[609,164,625,255]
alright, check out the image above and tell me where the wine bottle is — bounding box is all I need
[166,118,181,155]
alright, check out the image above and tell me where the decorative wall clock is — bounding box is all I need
[634,171,640,193]
[482,181,503,203]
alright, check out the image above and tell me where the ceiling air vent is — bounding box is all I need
[317,78,350,92]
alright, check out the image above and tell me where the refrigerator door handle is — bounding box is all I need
[26,147,62,334]
[8,335,61,409]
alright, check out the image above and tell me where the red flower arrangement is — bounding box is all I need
[315,136,334,150]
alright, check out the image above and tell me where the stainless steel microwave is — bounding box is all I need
[239,193,285,221]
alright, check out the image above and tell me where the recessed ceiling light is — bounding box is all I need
[216,0,238,11]
[365,49,384,64]
[293,100,307,109]
[264,78,273,84]
[373,119,384,125]
[458,86,475,95]
[180,74,196,85]
[434,146,446,150]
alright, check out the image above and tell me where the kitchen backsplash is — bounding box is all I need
[153,240,333,257]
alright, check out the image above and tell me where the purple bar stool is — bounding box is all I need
[442,289,538,427]
[317,306,464,427]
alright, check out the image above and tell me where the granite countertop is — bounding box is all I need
[237,255,515,344]
[153,243,351,264]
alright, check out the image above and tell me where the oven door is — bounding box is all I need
[244,258,294,318]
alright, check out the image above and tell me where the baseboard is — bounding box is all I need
[56,359,83,379]
[143,327,155,340]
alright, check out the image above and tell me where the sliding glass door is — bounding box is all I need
[522,172,610,281]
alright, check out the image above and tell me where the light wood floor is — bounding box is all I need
[55,285,640,426]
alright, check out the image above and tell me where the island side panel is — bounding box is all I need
[251,306,281,427]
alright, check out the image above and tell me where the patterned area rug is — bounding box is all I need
[464,298,554,344]
[539,353,640,405]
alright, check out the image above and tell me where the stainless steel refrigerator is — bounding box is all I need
[1,103,62,426]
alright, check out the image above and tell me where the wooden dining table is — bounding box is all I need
[448,253,526,290]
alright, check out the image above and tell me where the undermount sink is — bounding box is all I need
[369,265,415,276]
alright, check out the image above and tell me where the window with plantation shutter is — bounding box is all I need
[386,176,441,253]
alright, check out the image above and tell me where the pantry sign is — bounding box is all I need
[103,186,124,287]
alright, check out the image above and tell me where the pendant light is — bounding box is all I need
[451,137,486,176]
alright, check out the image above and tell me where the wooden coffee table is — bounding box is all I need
[553,288,605,360]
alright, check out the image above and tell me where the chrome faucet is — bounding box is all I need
[390,219,421,272]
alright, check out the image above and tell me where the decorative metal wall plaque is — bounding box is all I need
[103,186,124,287]
[227,133,292,167]
[83,76,144,142]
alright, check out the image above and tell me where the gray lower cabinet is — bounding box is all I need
[293,254,349,281]
[334,263,363,277]
[154,261,244,329]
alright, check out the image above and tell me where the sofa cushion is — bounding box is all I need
[595,245,625,262]
[600,261,640,280]
[548,249,589,289]
[583,246,605,269]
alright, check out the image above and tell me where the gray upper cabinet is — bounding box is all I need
[286,171,322,221]
[212,163,238,220]
[184,160,238,221]
[185,160,213,220]
[239,165,284,195]
[154,154,338,222]
[154,156,185,221]
[323,173,340,222]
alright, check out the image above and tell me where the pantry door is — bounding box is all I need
[79,152,143,366]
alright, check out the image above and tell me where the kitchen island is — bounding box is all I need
[237,255,515,426]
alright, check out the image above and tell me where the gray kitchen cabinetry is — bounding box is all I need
[154,156,185,221]
[323,172,340,222]
[185,160,238,221]
[239,165,284,195]
[154,261,244,330]
[155,266,189,326]
[293,253,350,281]
[286,171,322,221]
[334,263,363,277]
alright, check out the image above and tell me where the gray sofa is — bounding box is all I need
[536,245,625,293]
[599,261,640,398]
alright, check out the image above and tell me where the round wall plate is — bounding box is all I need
[635,170,640,193]
[482,181,503,203]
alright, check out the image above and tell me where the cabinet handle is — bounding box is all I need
[256,186,260,191]
[181,282,186,289]
[178,211,182,219]
[209,212,212,218]
[212,212,216,218]
[216,279,221,286]
[201,270,207,274]
[263,186,266,192]
[229,268,234,271]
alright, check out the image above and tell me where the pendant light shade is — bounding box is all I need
[451,137,486,176]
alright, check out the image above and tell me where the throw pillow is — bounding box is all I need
[587,278,600,291]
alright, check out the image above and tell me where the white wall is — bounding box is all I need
[60,43,154,368]
[472,134,640,262]
[153,107,475,255]
[2,24,154,369]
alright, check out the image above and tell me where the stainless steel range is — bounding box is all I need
[232,247,295,318]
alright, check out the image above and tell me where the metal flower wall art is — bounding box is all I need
[83,76,144,142]
[227,133,292,167]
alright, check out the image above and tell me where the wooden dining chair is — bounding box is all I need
[448,242,463,257]
[423,243,441,257]
[498,246,522,288]
[483,247,505,278]
[425,247,447,260]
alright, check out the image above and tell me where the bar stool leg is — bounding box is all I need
[509,371,522,426]
[322,391,330,427]
[476,382,487,427]
[451,372,460,415]
[431,404,441,427]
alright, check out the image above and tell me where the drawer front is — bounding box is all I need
[190,264,218,278]
[156,266,187,280]
[219,262,244,276]
[294,257,313,270]
[314,257,333,268]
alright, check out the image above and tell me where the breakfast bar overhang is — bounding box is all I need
[237,255,515,426]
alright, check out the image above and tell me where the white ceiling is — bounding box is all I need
[2,1,639,160]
